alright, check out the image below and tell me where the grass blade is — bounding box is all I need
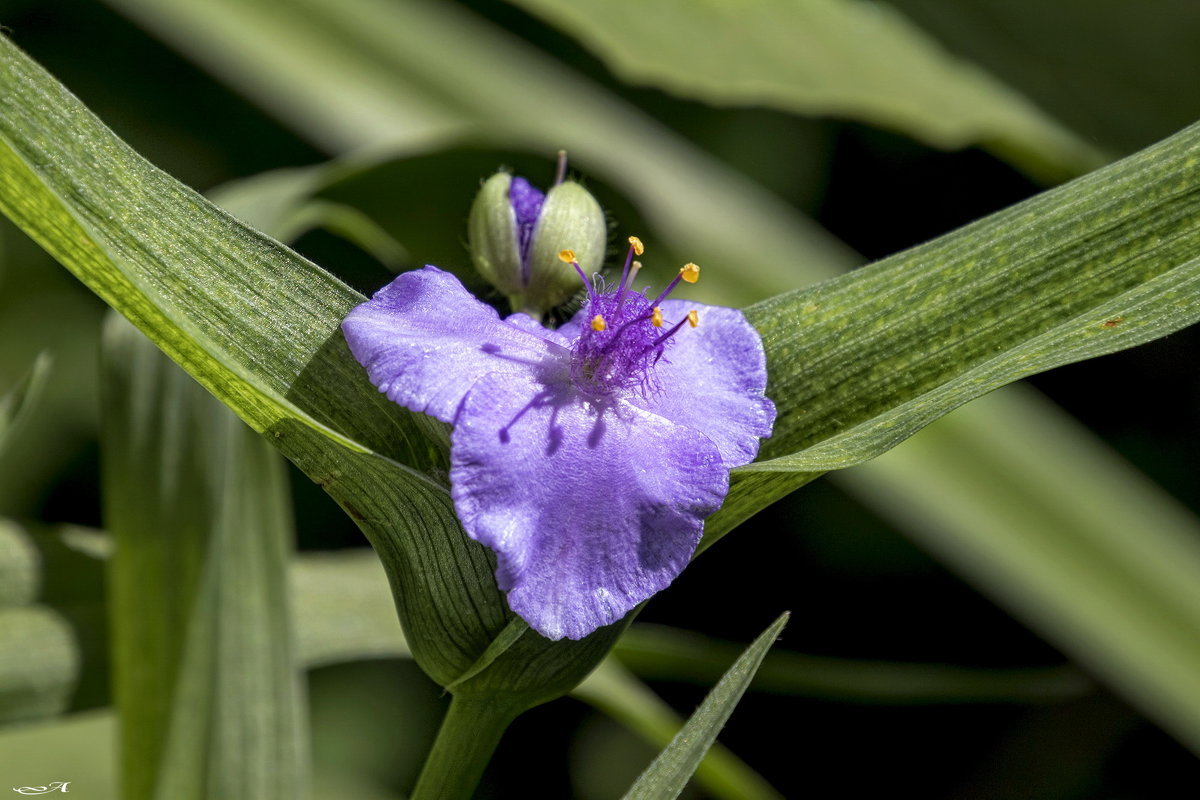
[744,120,1200,472]
[576,658,783,800]
[101,315,308,800]
[622,612,790,800]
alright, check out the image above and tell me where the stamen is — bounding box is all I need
[591,314,607,332]
[651,307,663,327]
[652,314,692,347]
[615,236,645,309]
[560,249,599,304]
[651,264,700,307]
[688,309,699,327]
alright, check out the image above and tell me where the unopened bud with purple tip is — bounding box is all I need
[468,158,606,317]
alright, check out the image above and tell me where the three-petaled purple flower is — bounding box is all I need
[342,237,775,640]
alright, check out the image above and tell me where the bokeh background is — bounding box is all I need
[1,1,1199,797]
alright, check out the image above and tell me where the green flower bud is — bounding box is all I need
[467,172,524,297]
[467,167,606,317]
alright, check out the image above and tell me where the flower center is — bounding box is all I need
[558,237,700,399]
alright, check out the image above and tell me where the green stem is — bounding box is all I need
[410,693,523,800]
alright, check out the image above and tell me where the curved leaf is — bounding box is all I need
[505,0,1103,180]
[744,120,1200,472]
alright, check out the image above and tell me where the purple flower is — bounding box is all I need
[342,239,775,640]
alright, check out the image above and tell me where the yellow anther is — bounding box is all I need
[558,249,577,263]
[651,307,663,327]
[628,236,645,256]
[687,309,699,328]
[591,314,607,332]
[680,262,700,284]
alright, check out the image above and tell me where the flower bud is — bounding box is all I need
[468,168,606,316]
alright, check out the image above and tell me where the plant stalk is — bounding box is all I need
[410,692,522,800]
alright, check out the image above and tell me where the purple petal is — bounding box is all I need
[631,300,775,467]
[508,176,545,277]
[341,266,569,423]
[450,371,728,640]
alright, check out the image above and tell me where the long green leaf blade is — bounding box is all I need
[577,658,783,800]
[505,0,1103,180]
[622,612,790,800]
[744,120,1200,472]
[101,315,308,800]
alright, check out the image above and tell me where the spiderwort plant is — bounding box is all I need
[342,235,776,640]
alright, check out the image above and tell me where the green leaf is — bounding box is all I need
[101,315,308,800]
[887,0,1200,156]
[0,351,51,458]
[742,120,1200,473]
[576,658,783,800]
[622,612,790,800]
[504,0,1104,181]
[0,30,500,686]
